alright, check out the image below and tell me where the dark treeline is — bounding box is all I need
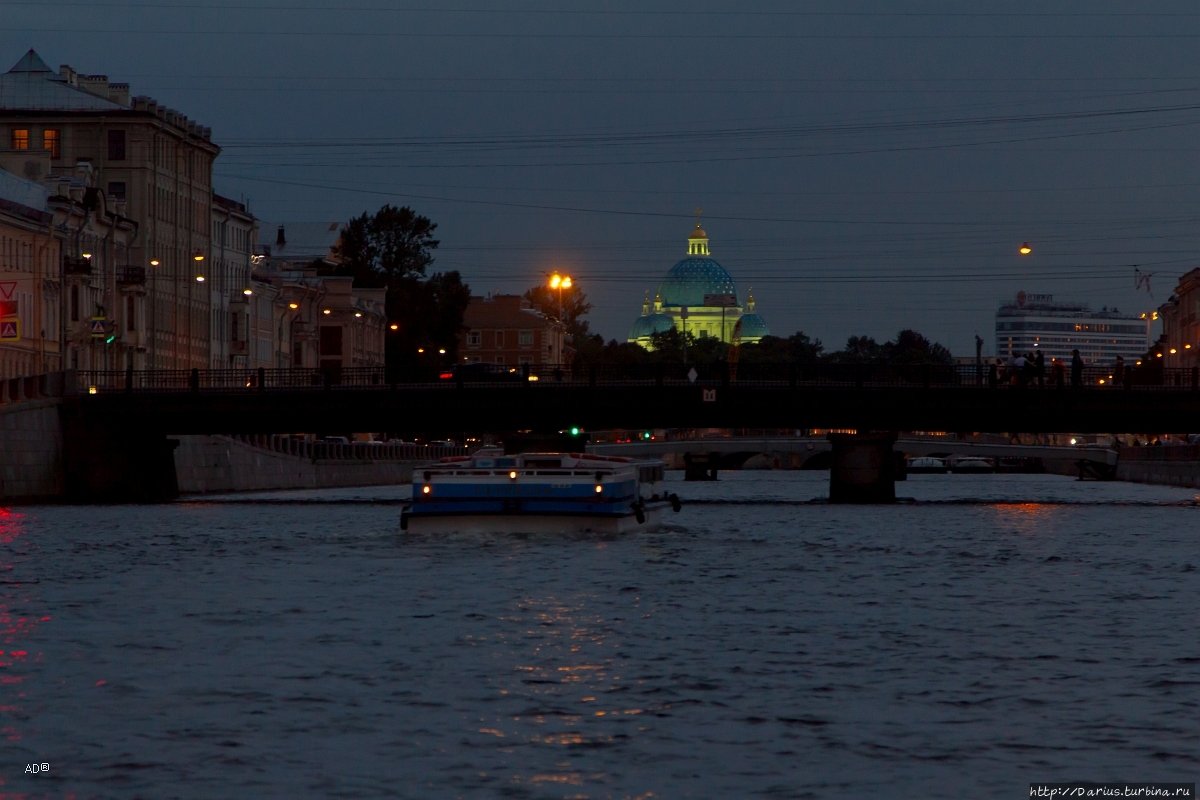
[572,328,953,367]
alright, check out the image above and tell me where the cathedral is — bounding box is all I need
[628,223,769,348]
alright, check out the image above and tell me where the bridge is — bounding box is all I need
[589,436,1118,472]
[4,364,1195,502]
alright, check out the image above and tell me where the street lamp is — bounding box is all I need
[1019,243,1032,255]
[547,272,573,322]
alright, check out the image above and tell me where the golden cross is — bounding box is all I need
[694,206,703,222]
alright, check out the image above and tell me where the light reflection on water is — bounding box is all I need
[0,473,1197,798]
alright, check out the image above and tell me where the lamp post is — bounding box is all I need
[548,272,573,322]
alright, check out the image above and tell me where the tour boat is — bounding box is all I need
[401,452,681,534]
[948,456,995,474]
[906,456,948,474]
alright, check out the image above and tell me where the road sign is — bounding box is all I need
[0,282,14,300]
[702,388,717,402]
[0,319,18,341]
[90,318,106,338]
[703,294,737,307]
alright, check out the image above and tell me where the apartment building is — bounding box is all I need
[1,49,219,369]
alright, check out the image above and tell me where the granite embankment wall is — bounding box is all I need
[0,398,64,500]
[174,435,451,494]
[1115,445,1200,489]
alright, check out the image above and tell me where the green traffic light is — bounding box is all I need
[570,427,580,436]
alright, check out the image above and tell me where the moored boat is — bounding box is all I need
[906,456,948,474]
[401,452,681,534]
[948,456,995,474]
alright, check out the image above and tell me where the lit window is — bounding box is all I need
[11,129,28,150]
[42,129,60,159]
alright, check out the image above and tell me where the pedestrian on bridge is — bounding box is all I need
[1114,356,1125,389]
[1034,349,1046,388]
[1071,349,1084,388]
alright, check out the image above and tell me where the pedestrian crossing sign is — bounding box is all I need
[0,319,18,341]
[90,318,106,338]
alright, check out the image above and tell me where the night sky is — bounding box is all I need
[5,1,1197,353]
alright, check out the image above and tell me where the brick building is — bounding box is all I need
[459,294,567,367]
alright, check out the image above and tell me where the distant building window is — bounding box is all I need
[518,356,533,365]
[108,181,126,201]
[108,129,126,161]
[467,331,481,347]
[495,331,504,347]
[494,356,504,365]
[518,330,533,346]
[42,129,60,159]
[11,129,28,150]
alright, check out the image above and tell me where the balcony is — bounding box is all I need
[230,340,247,353]
[64,256,91,275]
[116,266,146,285]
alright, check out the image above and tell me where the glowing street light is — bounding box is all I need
[1019,243,1032,255]
[547,272,574,322]
[243,288,253,296]
[149,259,160,267]
[193,250,205,262]
[288,302,299,309]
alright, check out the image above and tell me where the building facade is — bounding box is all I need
[1,49,219,370]
[1157,268,1200,368]
[628,223,769,348]
[211,194,257,368]
[994,292,1151,365]
[459,294,567,366]
[0,160,137,378]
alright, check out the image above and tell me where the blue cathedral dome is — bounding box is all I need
[655,257,738,308]
[628,312,675,340]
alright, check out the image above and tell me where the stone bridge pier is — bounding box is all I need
[828,432,901,503]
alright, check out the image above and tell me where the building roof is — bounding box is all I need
[262,221,343,260]
[0,164,50,212]
[1,50,128,111]
[463,294,560,329]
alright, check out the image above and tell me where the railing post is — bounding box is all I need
[189,368,199,393]
[521,362,530,385]
[923,364,931,390]
[589,365,597,388]
[125,366,133,393]
[1193,366,1199,392]
[258,367,266,392]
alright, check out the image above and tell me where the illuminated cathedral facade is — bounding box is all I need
[628,223,769,348]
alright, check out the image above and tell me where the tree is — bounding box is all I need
[887,329,953,365]
[331,205,439,286]
[523,283,593,342]
[324,205,469,367]
[828,335,884,363]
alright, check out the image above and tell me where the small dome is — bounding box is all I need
[737,313,770,340]
[689,224,707,239]
[629,313,675,340]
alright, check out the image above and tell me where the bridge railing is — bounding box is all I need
[76,363,1200,393]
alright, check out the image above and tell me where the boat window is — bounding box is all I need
[495,458,516,467]
[535,470,571,475]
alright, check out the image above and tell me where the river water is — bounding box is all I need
[1,473,1198,799]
